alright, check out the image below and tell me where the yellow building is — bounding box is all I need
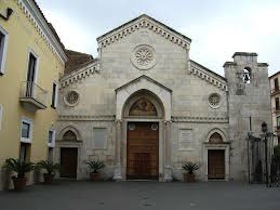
[0,0,67,190]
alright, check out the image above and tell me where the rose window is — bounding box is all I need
[209,93,221,107]
[131,45,156,70]
[65,90,79,106]
[135,48,153,66]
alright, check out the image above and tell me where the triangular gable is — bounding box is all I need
[115,75,172,93]
[115,75,172,120]
[97,14,191,50]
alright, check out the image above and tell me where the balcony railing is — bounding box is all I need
[271,88,280,96]
[19,81,47,111]
[272,107,280,114]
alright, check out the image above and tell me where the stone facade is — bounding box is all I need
[55,15,271,182]
[269,71,280,145]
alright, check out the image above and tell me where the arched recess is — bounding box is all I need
[203,128,229,181]
[58,126,82,141]
[122,89,164,119]
[56,125,82,180]
[115,75,172,121]
[114,75,172,181]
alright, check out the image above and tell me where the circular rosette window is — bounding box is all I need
[64,90,80,106]
[208,93,221,108]
[131,45,156,70]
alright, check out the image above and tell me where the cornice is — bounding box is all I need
[58,115,115,121]
[97,15,191,50]
[60,62,100,89]
[189,61,228,91]
[172,116,229,123]
[16,0,67,63]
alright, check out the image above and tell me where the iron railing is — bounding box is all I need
[20,81,47,107]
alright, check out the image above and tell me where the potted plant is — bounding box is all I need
[182,162,200,182]
[85,160,105,181]
[36,160,60,184]
[4,158,35,191]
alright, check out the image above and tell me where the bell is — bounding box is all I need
[244,73,250,82]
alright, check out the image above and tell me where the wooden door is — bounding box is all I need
[208,150,225,179]
[60,148,77,178]
[127,122,159,179]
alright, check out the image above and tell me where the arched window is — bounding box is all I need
[129,98,157,116]
[63,130,77,141]
[243,67,251,84]
[209,132,223,144]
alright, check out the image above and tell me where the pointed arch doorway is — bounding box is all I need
[124,91,163,180]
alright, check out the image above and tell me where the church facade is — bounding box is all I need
[55,15,271,182]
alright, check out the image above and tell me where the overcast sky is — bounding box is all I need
[36,0,280,76]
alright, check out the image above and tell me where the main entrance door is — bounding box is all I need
[60,148,78,178]
[208,150,225,179]
[127,122,159,179]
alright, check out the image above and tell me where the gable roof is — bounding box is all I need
[65,50,95,75]
[97,14,191,50]
[115,75,172,93]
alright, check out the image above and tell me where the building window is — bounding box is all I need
[51,82,58,108]
[21,118,32,143]
[276,98,280,111]
[48,130,55,147]
[0,104,3,131]
[0,27,8,75]
[19,143,31,162]
[26,52,38,97]
[274,78,279,91]
[64,90,79,106]
[277,117,280,129]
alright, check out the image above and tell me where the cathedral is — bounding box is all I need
[55,14,271,182]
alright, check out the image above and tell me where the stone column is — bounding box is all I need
[113,120,122,180]
[163,120,172,181]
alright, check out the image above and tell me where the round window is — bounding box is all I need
[131,45,156,70]
[65,90,79,106]
[209,93,221,108]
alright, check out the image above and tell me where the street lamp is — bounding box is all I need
[261,121,269,187]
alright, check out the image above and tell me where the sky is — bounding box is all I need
[36,0,280,76]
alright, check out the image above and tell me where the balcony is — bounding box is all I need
[19,81,47,112]
[272,107,280,114]
[271,88,280,96]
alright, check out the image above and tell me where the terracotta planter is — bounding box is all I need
[43,173,55,184]
[90,172,100,181]
[12,177,27,191]
[184,173,196,183]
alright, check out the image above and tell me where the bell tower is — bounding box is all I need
[224,52,271,181]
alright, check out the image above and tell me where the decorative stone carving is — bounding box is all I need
[189,61,228,91]
[209,93,221,108]
[131,45,156,70]
[64,90,79,106]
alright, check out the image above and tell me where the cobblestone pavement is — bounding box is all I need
[0,180,279,210]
